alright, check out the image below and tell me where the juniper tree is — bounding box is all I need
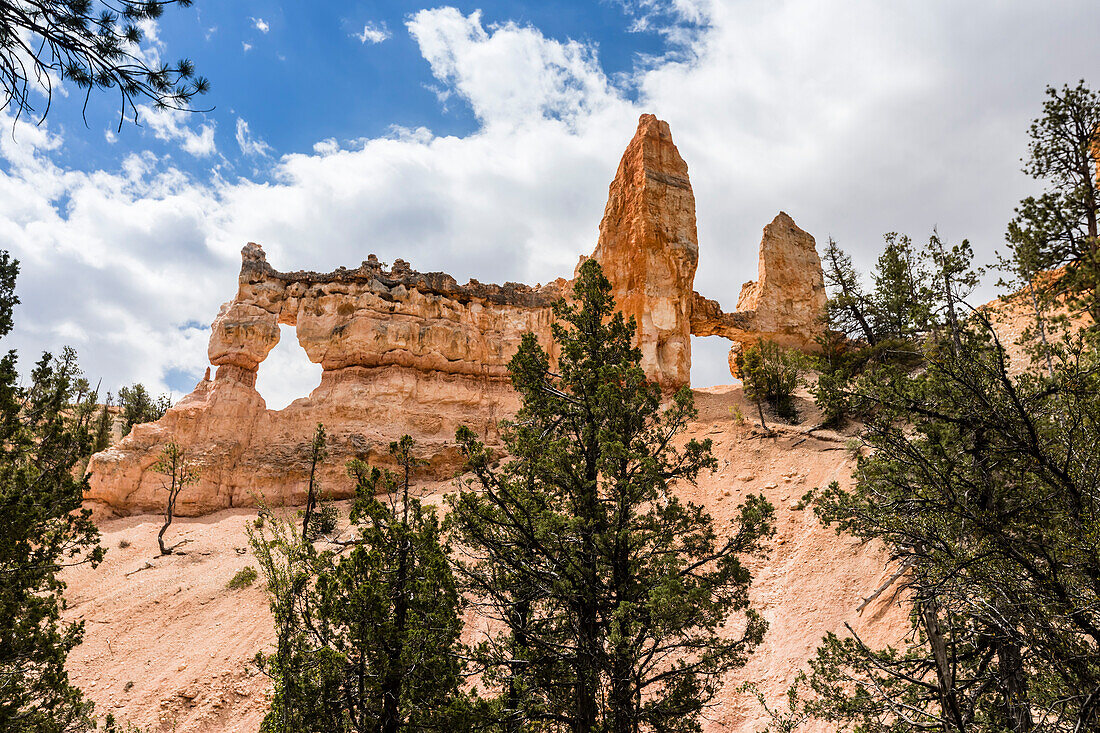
[0,253,103,731]
[763,86,1100,733]
[117,383,170,436]
[736,339,805,426]
[816,238,874,427]
[870,233,934,341]
[813,232,977,425]
[250,436,469,733]
[800,319,1100,732]
[448,259,774,733]
[783,230,1100,731]
[822,238,876,346]
[249,502,319,733]
[999,225,1058,376]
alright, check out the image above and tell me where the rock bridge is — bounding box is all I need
[86,114,826,515]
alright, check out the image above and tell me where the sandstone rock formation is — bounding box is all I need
[86,253,563,515]
[690,212,826,372]
[736,212,827,346]
[589,114,698,391]
[86,114,829,516]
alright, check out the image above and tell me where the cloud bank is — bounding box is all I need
[1,1,1098,409]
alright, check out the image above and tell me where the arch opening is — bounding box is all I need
[254,324,323,410]
[689,335,737,388]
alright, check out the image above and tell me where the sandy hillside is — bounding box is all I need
[63,384,909,732]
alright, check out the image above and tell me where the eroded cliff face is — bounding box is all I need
[86,114,829,515]
[86,253,563,515]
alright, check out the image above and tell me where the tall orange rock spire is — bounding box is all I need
[589,113,699,391]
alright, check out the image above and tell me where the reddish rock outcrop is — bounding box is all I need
[85,115,829,516]
[86,253,562,515]
[690,212,826,372]
[736,212,827,346]
[589,114,699,391]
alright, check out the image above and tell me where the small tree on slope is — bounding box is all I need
[153,442,197,555]
[301,423,327,541]
[448,258,775,733]
[250,436,470,733]
[736,339,805,428]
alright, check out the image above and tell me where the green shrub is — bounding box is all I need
[227,565,258,590]
[101,713,143,732]
[736,340,805,424]
[812,370,850,427]
[307,504,339,540]
[845,438,863,461]
[794,488,817,511]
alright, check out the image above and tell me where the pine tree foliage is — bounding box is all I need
[822,237,877,346]
[870,233,934,341]
[448,259,774,733]
[1004,81,1100,322]
[0,253,103,731]
[781,85,1100,731]
[804,322,1100,732]
[0,0,208,127]
[248,503,318,733]
[772,222,1100,731]
[813,233,980,424]
[735,340,805,426]
[301,423,327,542]
[116,383,169,436]
[91,392,113,453]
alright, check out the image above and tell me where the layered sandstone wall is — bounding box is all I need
[212,246,566,378]
[86,251,563,515]
[85,114,830,515]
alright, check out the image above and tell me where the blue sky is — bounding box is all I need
[1,1,1099,408]
[39,1,696,175]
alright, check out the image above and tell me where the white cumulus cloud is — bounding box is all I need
[408,8,620,129]
[252,17,270,34]
[136,105,216,157]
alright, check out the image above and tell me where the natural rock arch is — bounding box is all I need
[86,114,827,516]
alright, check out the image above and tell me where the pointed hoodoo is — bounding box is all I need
[687,211,827,377]
[735,211,827,349]
[588,114,699,391]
